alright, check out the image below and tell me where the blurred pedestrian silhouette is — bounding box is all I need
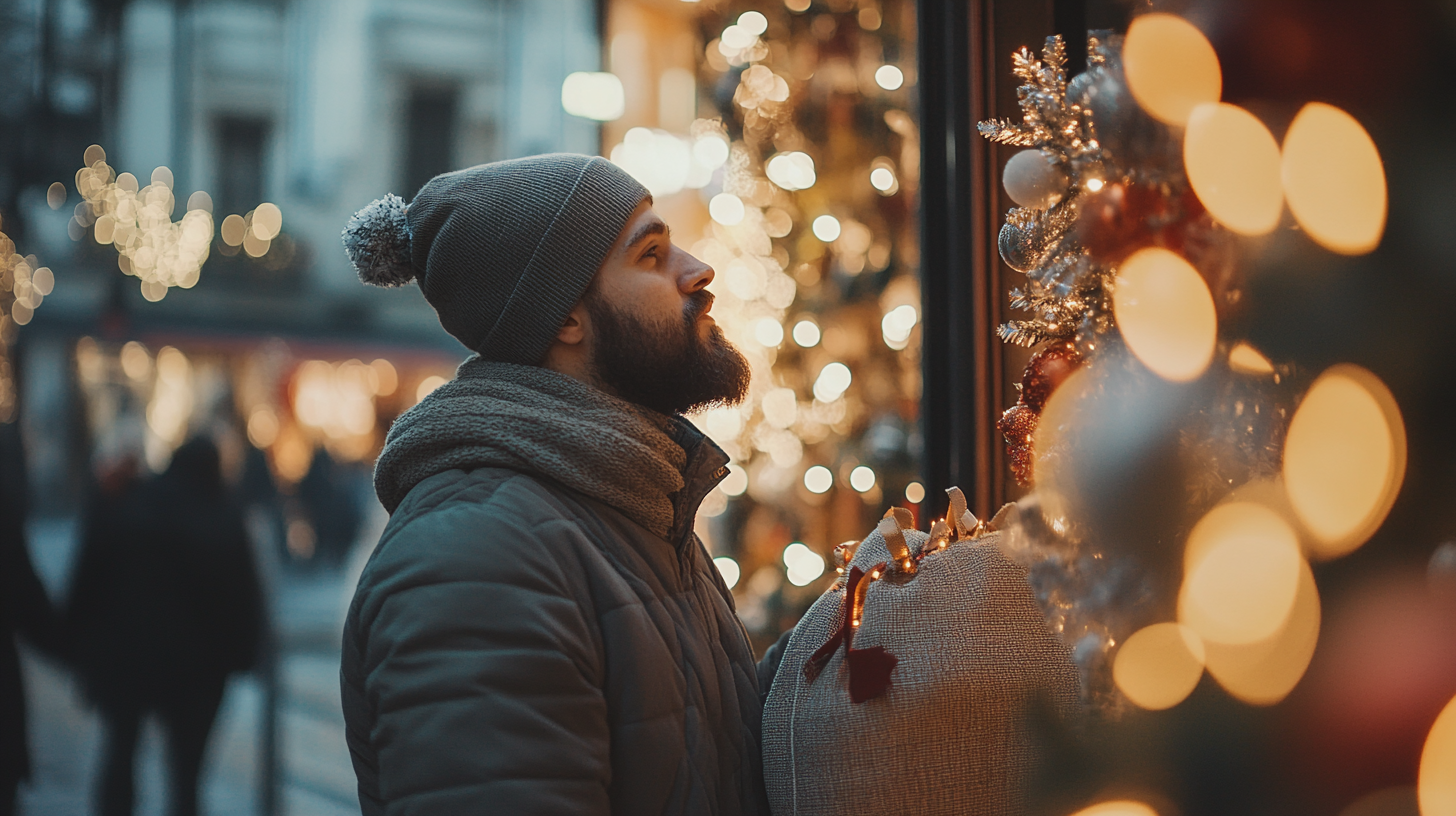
[67,437,264,816]
[297,448,360,569]
[0,423,66,816]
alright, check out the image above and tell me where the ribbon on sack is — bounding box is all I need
[802,562,898,703]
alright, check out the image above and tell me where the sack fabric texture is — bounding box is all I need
[342,359,768,816]
[761,515,1080,816]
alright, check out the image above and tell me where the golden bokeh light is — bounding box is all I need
[1180,502,1303,645]
[1113,247,1217,382]
[1069,801,1160,816]
[1113,622,1206,711]
[220,214,246,247]
[1283,365,1405,559]
[1202,557,1320,705]
[1229,342,1275,375]
[1123,13,1221,126]
[1281,102,1387,255]
[251,202,283,240]
[1420,695,1456,816]
[1183,103,1283,236]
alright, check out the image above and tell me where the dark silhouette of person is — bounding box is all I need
[0,422,66,816]
[297,448,360,568]
[67,437,264,816]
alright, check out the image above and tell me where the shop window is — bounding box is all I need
[604,0,922,650]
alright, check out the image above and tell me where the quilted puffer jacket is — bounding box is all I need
[341,361,768,815]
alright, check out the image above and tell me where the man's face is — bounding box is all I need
[583,202,751,416]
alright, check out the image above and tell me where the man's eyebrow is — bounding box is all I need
[626,221,670,252]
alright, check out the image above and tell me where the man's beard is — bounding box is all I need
[585,288,751,416]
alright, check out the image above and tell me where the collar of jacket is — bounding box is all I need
[665,418,730,547]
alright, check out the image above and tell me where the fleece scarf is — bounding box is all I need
[373,358,688,539]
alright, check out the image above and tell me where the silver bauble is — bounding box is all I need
[1003,149,1070,210]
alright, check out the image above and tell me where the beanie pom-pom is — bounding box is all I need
[343,194,414,287]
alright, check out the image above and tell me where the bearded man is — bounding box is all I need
[338,155,766,816]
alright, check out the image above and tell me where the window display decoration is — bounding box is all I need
[979,24,1405,713]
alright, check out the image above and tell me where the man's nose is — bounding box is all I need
[680,250,714,293]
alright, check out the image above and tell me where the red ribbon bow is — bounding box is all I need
[802,564,898,703]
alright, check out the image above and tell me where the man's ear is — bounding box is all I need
[556,301,589,346]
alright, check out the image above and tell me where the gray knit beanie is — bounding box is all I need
[342,154,649,364]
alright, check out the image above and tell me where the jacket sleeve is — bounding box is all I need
[354,509,610,816]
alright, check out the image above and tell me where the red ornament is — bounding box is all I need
[1077,181,1205,264]
[998,402,1039,446]
[1019,343,1082,412]
[1006,442,1035,486]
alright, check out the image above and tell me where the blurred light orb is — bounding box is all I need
[753,317,785,347]
[713,556,741,590]
[611,128,694,197]
[561,72,625,121]
[874,64,904,91]
[881,304,919,349]
[1123,13,1222,126]
[905,481,926,503]
[703,406,743,442]
[709,193,746,226]
[251,202,283,241]
[1113,622,1206,710]
[120,341,152,381]
[720,23,756,50]
[1184,103,1283,235]
[1282,102,1386,255]
[804,465,834,494]
[720,463,749,496]
[783,542,826,586]
[1070,801,1160,816]
[415,375,447,403]
[1202,557,1320,705]
[762,387,797,429]
[1283,365,1406,558]
[220,214,246,247]
[792,319,821,347]
[1180,502,1303,645]
[1421,695,1456,816]
[737,10,768,35]
[765,151,817,191]
[1113,247,1217,382]
[1229,342,1275,375]
[1002,148,1068,210]
[370,359,398,396]
[812,214,841,242]
[813,361,852,402]
[46,182,66,210]
[849,465,876,493]
[247,406,279,449]
[693,135,730,169]
[870,166,896,192]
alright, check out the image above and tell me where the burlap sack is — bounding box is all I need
[762,494,1080,816]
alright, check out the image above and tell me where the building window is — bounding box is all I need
[216,117,269,218]
[403,85,459,197]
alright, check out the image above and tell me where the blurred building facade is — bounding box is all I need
[2,0,603,515]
